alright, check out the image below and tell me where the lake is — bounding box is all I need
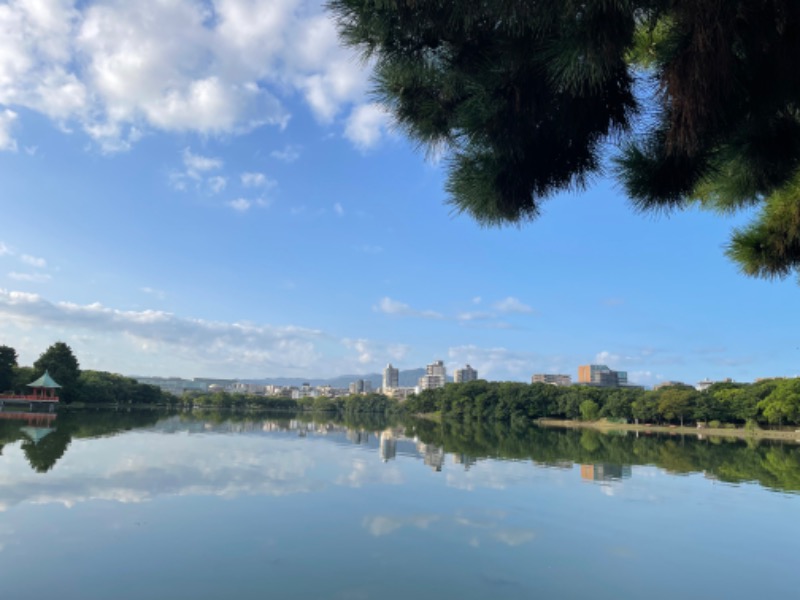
[0,409,798,599]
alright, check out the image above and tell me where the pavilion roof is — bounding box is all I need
[26,370,62,389]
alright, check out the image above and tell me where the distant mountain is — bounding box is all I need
[241,368,451,389]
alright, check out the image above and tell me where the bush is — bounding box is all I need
[709,420,721,429]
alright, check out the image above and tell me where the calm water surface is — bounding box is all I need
[0,410,798,599]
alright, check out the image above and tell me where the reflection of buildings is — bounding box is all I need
[347,429,370,445]
[379,430,397,462]
[452,453,477,471]
[580,464,632,482]
[532,460,573,470]
[417,442,445,472]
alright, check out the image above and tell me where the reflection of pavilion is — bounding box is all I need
[580,464,632,482]
[20,426,56,444]
[0,410,58,446]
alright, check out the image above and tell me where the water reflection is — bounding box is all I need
[580,464,633,482]
[0,409,797,600]
[0,408,799,495]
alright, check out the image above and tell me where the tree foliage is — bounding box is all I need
[329,0,800,280]
[33,342,81,403]
[0,345,17,392]
[403,378,800,427]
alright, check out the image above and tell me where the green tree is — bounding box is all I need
[12,365,35,393]
[657,387,697,427]
[33,342,81,403]
[758,379,800,426]
[329,1,800,280]
[0,345,17,392]
[580,400,600,422]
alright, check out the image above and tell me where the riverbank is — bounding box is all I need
[537,418,800,442]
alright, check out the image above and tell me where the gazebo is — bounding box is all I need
[26,370,61,403]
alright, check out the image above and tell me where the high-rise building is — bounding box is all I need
[348,379,373,394]
[577,364,628,387]
[382,363,399,390]
[454,364,478,383]
[532,374,572,386]
[419,360,447,390]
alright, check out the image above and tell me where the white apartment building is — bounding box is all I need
[419,360,447,390]
[454,364,478,383]
[383,363,399,390]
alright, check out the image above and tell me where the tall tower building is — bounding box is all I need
[454,364,478,383]
[383,363,399,390]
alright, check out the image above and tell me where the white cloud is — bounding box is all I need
[456,311,492,322]
[270,144,300,163]
[492,529,536,547]
[208,176,227,194]
[595,350,622,366]
[0,288,325,375]
[472,296,482,304]
[0,110,18,152]
[341,338,409,370]
[447,344,550,380]
[0,0,376,151]
[227,198,251,212]
[183,148,222,178]
[493,297,534,314]
[8,272,51,283]
[373,297,442,320]
[363,515,439,537]
[19,254,46,268]
[0,242,12,256]
[344,103,390,150]
[334,202,344,216]
[241,172,274,188]
[171,148,229,192]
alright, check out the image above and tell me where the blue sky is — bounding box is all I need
[0,0,797,386]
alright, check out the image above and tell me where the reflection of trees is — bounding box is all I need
[405,418,800,493]
[22,429,71,473]
[5,408,800,492]
[2,409,166,473]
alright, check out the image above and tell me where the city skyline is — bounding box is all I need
[0,1,798,387]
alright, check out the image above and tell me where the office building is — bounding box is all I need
[532,374,572,386]
[577,364,628,387]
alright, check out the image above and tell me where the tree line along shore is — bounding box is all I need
[3,343,800,434]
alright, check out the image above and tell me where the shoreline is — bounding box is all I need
[536,418,800,442]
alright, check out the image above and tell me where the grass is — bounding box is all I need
[537,418,800,442]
